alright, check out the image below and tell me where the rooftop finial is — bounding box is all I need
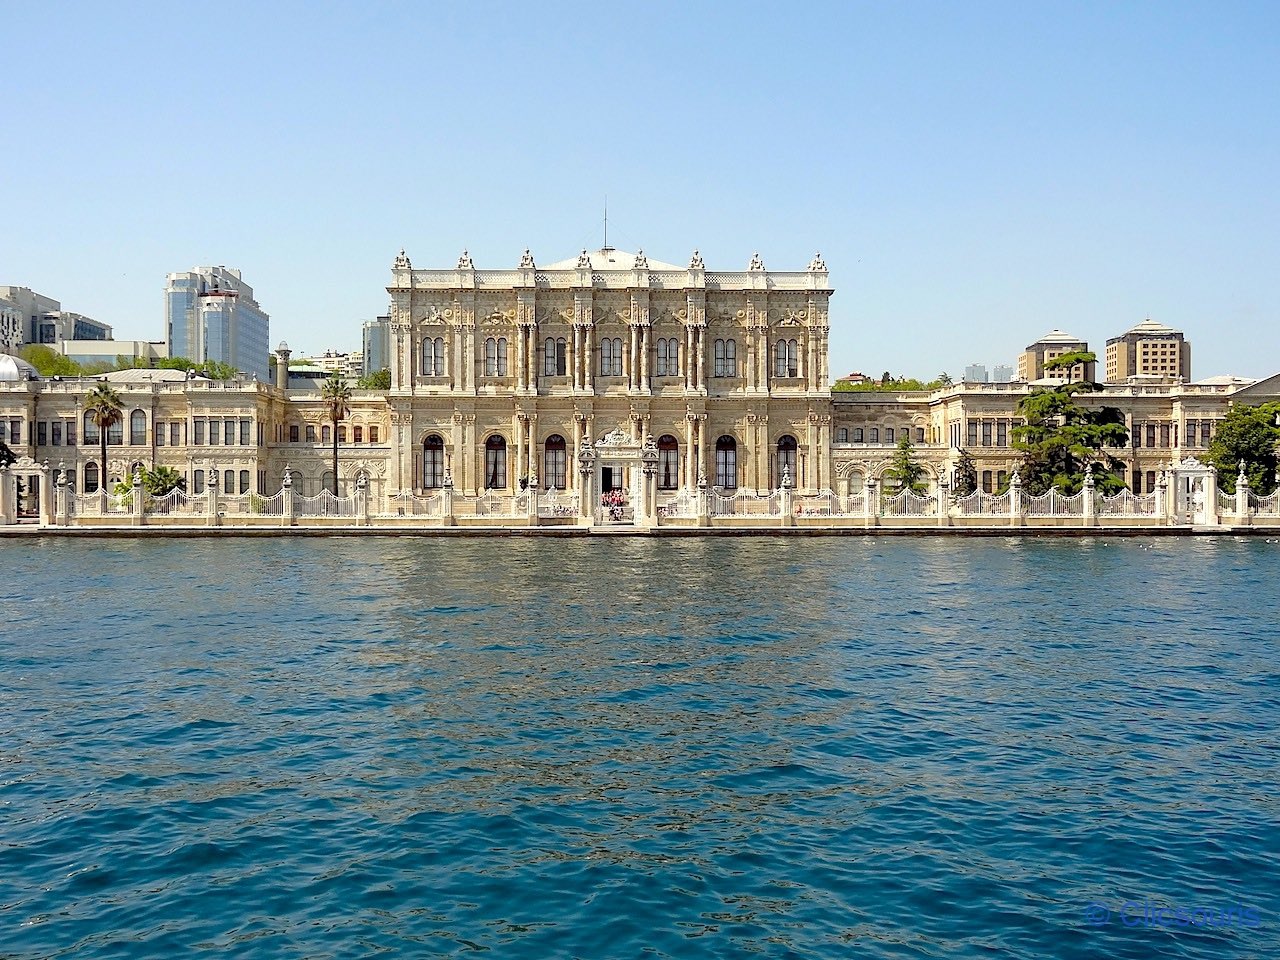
[519,249,535,269]
[689,249,704,269]
[457,249,474,269]
[394,249,411,269]
[808,251,827,272]
[748,252,766,271]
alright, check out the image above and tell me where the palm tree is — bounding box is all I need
[320,372,351,495]
[84,383,123,500]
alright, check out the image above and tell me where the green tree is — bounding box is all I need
[320,372,352,495]
[1012,380,1128,495]
[882,435,928,496]
[84,383,123,495]
[113,465,188,501]
[938,372,953,386]
[951,449,978,497]
[357,368,391,390]
[0,437,14,468]
[19,344,83,377]
[1043,350,1095,384]
[1206,402,1280,495]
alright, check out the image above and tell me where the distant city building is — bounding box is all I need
[1105,318,1191,383]
[964,363,988,383]
[362,317,390,376]
[1017,329,1094,382]
[305,349,363,379]
[61,340,168,368]
[836,370,869,386]
[164,267,270,380]
[992,364,1013,383]
[0,286,112,354]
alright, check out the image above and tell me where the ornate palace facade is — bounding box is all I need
[380,247,834,498]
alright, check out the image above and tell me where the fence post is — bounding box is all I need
[779,464,794,527]
[207,465,220,527]
[937,478,950,527]
[1204,467,1220,525]
[1008,471,1022,527]
[1236,462,1251,527]
[357,472,369,527]
[696,471,710,527]
[864,477,878,528]
[441,469,455,525]
[54,468,67,526]
[281,467,294,527]
[1082,467,1096,527]
[132,469,145,527]
[1155,472,1168,525]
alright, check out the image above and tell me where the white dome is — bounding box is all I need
[0,353,39,382]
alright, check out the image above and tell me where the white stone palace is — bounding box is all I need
[0,250,1278,530]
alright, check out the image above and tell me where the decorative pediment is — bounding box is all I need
[482,309,516,326]
[595,428,636,448]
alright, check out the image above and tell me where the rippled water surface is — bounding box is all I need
[2,536,1278,958]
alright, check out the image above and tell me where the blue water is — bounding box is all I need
[1,536,1277,958]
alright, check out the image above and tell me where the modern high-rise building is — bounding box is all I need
[1017,330,1094,382]
[991,364,1014,383]
[362,316,390,376]
[964,363,988,383]
[1105,318,1191,383]
[164,267,270,380]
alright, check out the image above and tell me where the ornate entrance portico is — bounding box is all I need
[1171,456,1219,526]
[576,429,660,527]
[0,457,53,526]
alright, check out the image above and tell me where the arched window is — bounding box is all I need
[322,425,331,443]
[353,426,363,443]
[716,338,736,377]
[484,435,507,489]
[370,425,380,443]
[600,336,623,376]
[787,338,799,377]
[192,469,204,494]
[658,435,679,490]
[130,410,146,445]
[715,435,737,489]
[338,426,347,443]
[306,425,316,443]
[543,338,567,376]
[83,411,99,444]
[423,434,445,488]
[224,470,235,495]
[775,339,789,377]
[289,424,299,443]
[544,434,567,490]
[239,470,250,494]
[84,461,99,493]
[776,435,798,487]
[485,337,508,376]
[422,336,445,376]
[836,427,848,443]
[885,427,895,443]
[869,428,879,443]
[655,337,678,377]
[106,417,123,445]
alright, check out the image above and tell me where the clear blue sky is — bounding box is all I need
[4,1,1278,379]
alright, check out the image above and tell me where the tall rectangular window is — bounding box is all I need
[171,423,180,447]
[194,419,206,445]
[240,419,251,446]
[224,419,235,445]
[52,422,62,446]
[37,422,47,446]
